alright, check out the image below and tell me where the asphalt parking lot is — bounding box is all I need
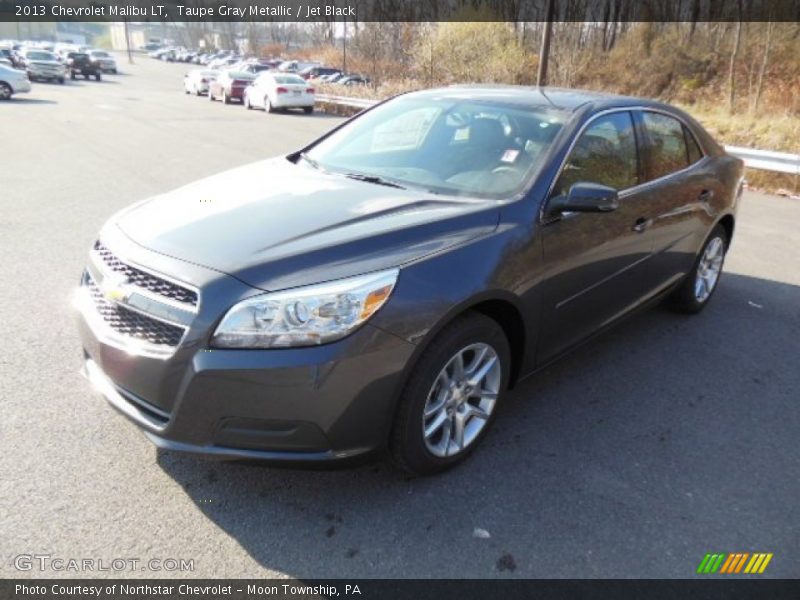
[2,55,799,579]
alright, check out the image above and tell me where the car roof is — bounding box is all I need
[410,85,666,114]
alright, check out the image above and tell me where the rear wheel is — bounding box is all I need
[390,312,510,476]
[668,224,728,313]
[0,83,11,100]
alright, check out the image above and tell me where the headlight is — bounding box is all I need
[211,269,399,348]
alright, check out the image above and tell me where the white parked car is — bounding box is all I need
[183,69,217,95]
[0,64,32,99]
[20,49,66,83]
[89,50,117,74]
[243,72,315,114]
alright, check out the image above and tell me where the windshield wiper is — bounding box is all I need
[298,152,320,170]
[344,173,406,190]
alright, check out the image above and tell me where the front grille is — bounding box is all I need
[93,241,198,307]
[85,275,185,348]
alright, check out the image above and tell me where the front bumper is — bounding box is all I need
[28,67,64,79]
[12,79,31,93]
[77,302,416,463]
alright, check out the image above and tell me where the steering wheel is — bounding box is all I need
[491,166,519,176]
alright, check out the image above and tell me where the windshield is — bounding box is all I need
[304,95,567,199]
[26,51,56,61]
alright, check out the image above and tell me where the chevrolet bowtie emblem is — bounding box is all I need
[100,273,131,304]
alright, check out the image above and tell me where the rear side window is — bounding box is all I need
[684,126,704,164]
[555,111,638,195]
[641,112,689,180]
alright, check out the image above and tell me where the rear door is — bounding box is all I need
[633,110,718,296]
[537,110,654,361]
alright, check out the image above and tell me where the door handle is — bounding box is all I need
[698,189,714,202]
[632,217,652,233]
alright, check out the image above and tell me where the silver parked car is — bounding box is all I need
[0,63,32,99]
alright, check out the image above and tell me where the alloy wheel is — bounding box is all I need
[422,343,501,457]
[695,236,725,302]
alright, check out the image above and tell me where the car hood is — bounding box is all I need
[114,158,500,291]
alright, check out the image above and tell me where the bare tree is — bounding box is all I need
[752,20,773,113]
[728,5,743,114]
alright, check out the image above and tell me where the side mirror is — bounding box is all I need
[547,182,619,216]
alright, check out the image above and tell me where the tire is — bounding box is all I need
[303,106,313,114]
[96,73,102,82]
[84,74,89,80]
[668,224,728,314]
[58,77,64,84]
[0,82,11,100]
[389,312,511,476]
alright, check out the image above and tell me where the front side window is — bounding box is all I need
[642,112,690,180]
[554,112,638,195]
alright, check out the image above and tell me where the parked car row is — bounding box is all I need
[183,65,317,114]
[0,40,119,99]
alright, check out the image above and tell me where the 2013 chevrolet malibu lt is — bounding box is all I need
[76,87,743,475]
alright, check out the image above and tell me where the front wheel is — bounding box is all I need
[389,312,510,476]
[0,82,12,100]
[668,224,728,313]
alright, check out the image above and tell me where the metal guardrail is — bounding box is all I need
[316,94,378,109]
[724,145,800,175]
[316,94,798,175]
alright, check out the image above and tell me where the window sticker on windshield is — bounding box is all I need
[454,127,470,141]
[501,149,519,163]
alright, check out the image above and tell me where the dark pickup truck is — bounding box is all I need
[66,52,102,81]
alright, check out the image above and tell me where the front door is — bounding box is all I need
[537,111,654,362]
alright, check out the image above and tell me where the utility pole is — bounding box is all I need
[537,0,555,87]
[123,19,134,64]
[342,19,347,74]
